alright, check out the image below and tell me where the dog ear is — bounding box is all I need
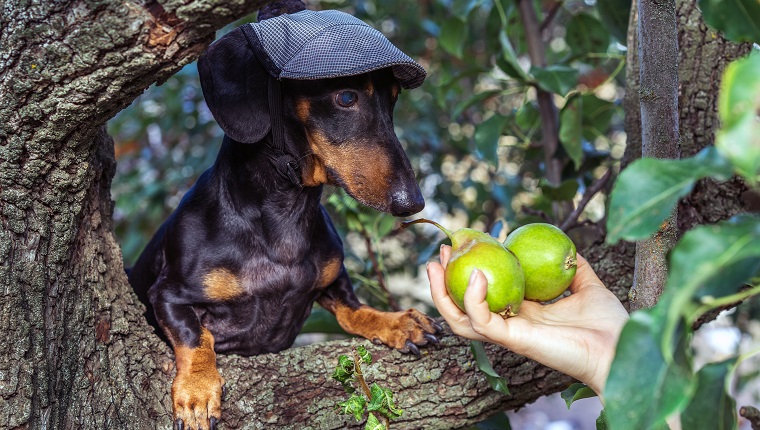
[198,28,270,144]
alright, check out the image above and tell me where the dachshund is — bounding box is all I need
[127,12,439,430]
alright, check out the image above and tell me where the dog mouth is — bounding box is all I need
[331,172,425,217]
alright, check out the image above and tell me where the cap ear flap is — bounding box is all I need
[198,27,270,144]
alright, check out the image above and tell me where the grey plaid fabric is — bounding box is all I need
[248,9,426,89]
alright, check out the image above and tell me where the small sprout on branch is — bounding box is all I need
[332,345,403,429]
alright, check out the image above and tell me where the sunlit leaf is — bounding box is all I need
[565,13,610,56]
[606,147,734,244]
[681,358,738,430]
[365,413,384,430]
[367,383,403,419]
[337,393,367,422]
[357,345,372,365]
[561,383,597,409]
[530,65,578,97]
[470,341,510,395]
[699,0,760,43]
[605,310,695,430]
[440,17,468,59]
[559,96,583,170]
[716,50,760,184]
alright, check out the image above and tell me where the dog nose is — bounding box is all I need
[390,187,425,217]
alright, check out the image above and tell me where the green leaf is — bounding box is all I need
[661,215,760,353]
[376,215,396,238]
[699,0,760,43]
[440,17,468,59]
[336,393,367,422]
[559,96,583,170]
[605,147,734,244]
[357,345,372,365]
[597,0,632,43]
[561,383,597,409]
[596,409,608,430]
[530,65,579,96]
[515,101,540,131]
[579,94,617,141]
[604,310,695,430]
[365,413,384,430]
[716,50,760,184]
[474,114,507,165]
[540,178,579,201]
[565,13,610,56]
[470,340,510,395]
[453,89,502,118]
[367,383,403,419]
[497,29,530,83]
[681,358,738,430]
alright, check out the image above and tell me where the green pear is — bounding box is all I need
[404,219,524,317]
[503,223,577,302]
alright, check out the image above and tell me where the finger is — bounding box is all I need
[427,262,466,320]
[439,245,452,269]
[462,269,501,333]
[568,253,606,294]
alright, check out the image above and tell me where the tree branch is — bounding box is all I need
[516,0,567,222]
[629,0,681,311]
[560,169,612,232]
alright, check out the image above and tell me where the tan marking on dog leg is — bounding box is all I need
[328,302,437,350]
[203,269,244,301]
[172,328,224,430]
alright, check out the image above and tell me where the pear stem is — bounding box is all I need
[400,218,453,240]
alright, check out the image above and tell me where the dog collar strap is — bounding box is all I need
[267,75,302,186]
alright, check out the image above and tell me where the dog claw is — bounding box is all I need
[405,340,421,356]
[424,333,439,345]
[174,419,184,430]
[433,322,443,332]
[372,338,383,345]
[210,417,218,430]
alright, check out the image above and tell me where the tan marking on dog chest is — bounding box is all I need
[203,269,244,301]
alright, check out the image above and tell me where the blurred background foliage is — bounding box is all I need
[109,0,626,319]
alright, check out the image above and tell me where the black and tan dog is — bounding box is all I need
[128,6,439,430]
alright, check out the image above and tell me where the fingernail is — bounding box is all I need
[469,269,480,284]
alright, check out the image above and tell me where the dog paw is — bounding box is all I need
[367,308,441,355]
[172,368,225,430]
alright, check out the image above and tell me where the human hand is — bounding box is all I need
[427,246,629,397]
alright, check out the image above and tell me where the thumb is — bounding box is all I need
[463,269,493,328]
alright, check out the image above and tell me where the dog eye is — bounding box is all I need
[335,91,358,107]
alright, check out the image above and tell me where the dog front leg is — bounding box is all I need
[317,267,441,355]
[152,299,225,430]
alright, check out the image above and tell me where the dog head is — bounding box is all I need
[198,12,425,216]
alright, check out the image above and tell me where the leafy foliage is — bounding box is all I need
[332,346,403,429]
[603,48,760,429]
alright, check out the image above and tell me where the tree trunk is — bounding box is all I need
[621,0,753,309]
[0,0,754,429]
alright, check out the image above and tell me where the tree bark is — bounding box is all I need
[628,0,681,311]
[0,0,754,429]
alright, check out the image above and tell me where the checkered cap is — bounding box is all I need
[245,9,426,89]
